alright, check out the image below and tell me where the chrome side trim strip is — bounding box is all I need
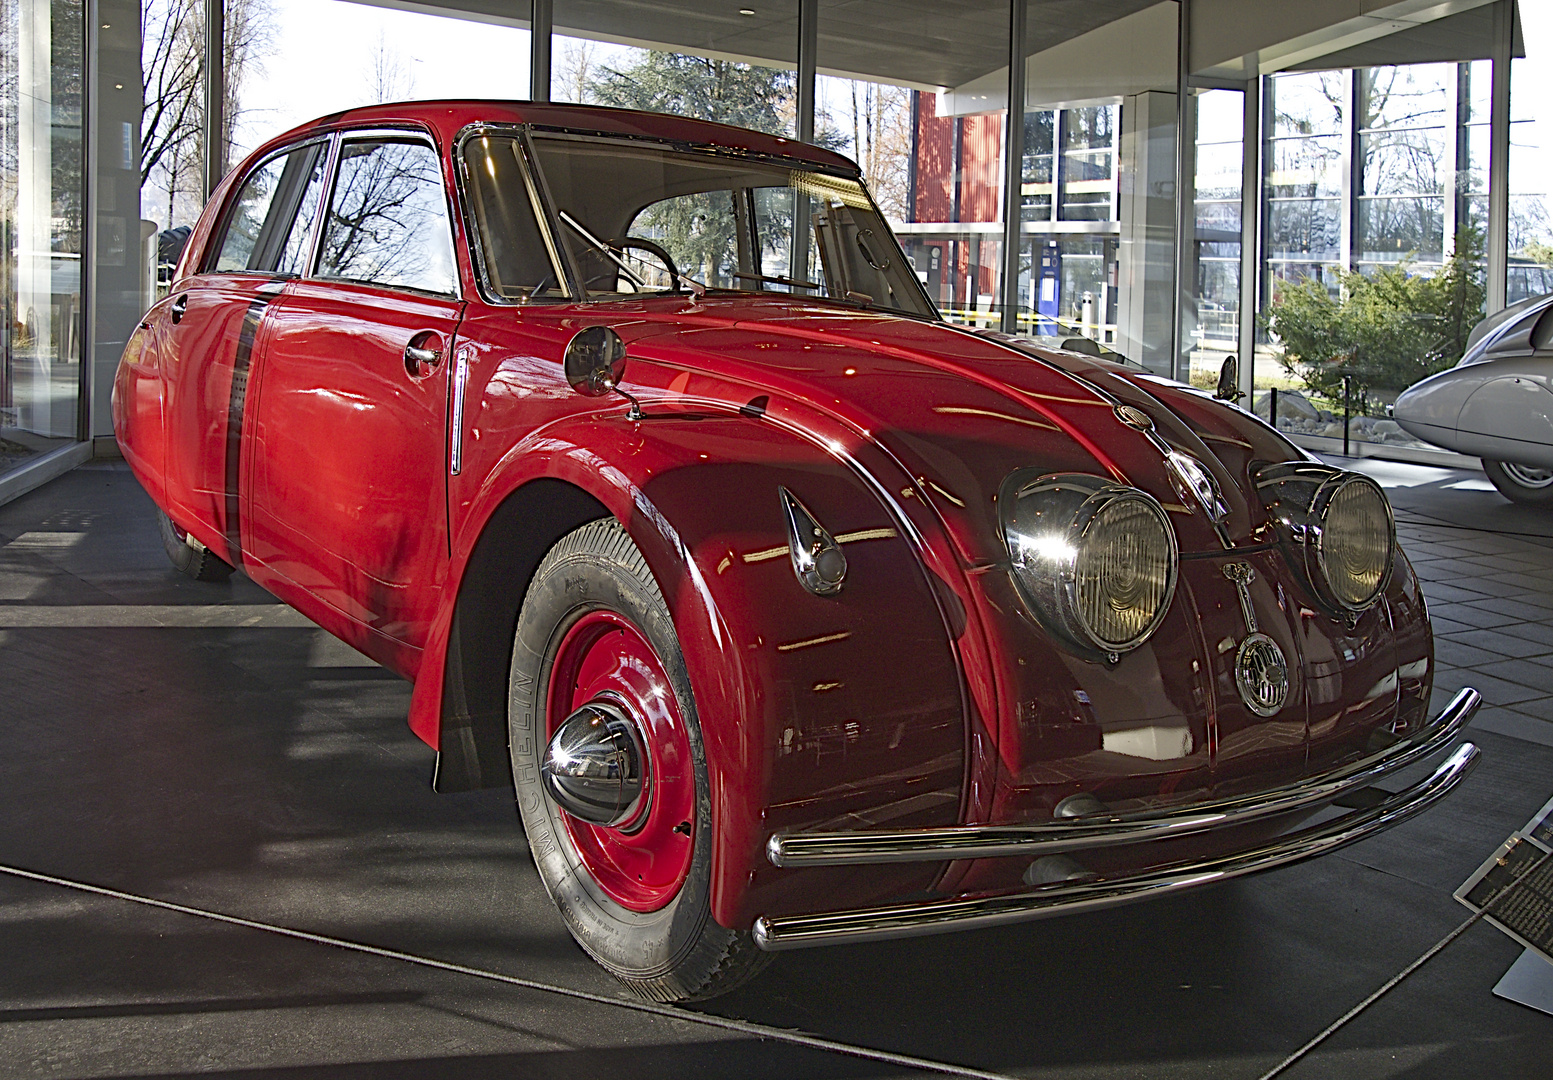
[768,687,1481,868]
[450,342,472,476]
[753,741,1480,951]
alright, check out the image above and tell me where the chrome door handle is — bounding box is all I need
[170,294,187,324]
[404,340,443,378]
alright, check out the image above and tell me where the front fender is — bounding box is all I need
[415,406,969,928]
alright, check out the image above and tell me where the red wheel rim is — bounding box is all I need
[546,610,696,912]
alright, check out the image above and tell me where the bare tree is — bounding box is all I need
[826,80,912,221]
[140,0,202,186]
[368,30,416,104]
[556,39,602,104]
[141,0,273,226]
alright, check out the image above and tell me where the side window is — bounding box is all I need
[275,147,331,276]
[316,139,457,295]
[212,155,289,272]
[211,143,325,274]
[462,136,560,299]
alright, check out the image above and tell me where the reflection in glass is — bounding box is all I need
[214,156,289,272]
[2,0,84,478]
[527,136,934,316]
[276,150,331,277]
[317,140,457,295]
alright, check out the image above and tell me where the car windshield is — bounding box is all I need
[507,133,935,317]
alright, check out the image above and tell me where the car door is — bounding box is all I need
[157,141,327,559]
[246,133,464,667]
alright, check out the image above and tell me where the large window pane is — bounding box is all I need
[2,0,84,477]
[1015,0,1179,369]
[1266,200,1342,262]
[1512,4,1553,303]
[821,0,1007,329]
[549,0,799,139]
[1184,89,1243,382]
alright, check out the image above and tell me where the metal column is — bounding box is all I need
[797,0,817,144]
[1237,75,1261,402]
[1170,0,1192,380]
[1487,0,1513,313]
[203,0,225,196]
[793,0,817,281]
[530,0,552,102]
[999,0,1027,333]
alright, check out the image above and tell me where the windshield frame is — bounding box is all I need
[453,121,940,320]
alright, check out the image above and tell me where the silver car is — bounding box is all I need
[1393,293,1553,505]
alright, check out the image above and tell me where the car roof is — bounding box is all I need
[260,99,860,174]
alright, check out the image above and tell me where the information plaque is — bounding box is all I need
[1457,792,1553,1014]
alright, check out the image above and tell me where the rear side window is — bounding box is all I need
[211,143,326,274]
[316,139,458,296]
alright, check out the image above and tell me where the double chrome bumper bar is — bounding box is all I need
[753,688,1481,952]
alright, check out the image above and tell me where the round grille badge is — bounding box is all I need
[1235,633,1290,717]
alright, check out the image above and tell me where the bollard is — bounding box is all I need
[1270,387,1279,429]
[1342,376,1351,457]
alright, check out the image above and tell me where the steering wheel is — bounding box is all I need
[619,238,683,292]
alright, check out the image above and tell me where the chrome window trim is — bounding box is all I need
[452,123,576,305]
[311,127,462,300]
[295,132,339,281]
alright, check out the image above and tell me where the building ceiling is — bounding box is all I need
[360,0,1521,93]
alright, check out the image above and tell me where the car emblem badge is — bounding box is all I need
[1114,404,1153,430]
[1223,562,1289,717]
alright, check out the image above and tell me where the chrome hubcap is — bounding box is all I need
[541,700,648,828]
[1502,462,1553,489]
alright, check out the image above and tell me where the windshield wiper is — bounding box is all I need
[732,271,822,292]
[557,211,705,299]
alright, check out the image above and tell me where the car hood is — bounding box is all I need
[613,298,1289,560]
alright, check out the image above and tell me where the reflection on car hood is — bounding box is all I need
[612,298,1285,558]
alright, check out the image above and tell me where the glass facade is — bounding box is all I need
[1511,2,1553,303]
[1259,60,1500,454]
[5,0,1549,493]
[1182,88,1243,384]
[1,0,84,477]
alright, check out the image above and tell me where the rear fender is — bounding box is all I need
[113,315,169,507]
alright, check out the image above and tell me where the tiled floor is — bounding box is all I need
[1348,456,1553,747]
[0,458,1550,1080]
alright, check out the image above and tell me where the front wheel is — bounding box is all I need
[157,510,235,581]
[508,519,768,1002]
[1483,459,1553,506]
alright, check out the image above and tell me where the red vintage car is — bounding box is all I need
[114,100,1481,1002]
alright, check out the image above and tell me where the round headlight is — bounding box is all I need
[1000,472,1179,655]
[1314,474,1394,610]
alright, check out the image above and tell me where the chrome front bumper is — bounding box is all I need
[753,688,1481,952]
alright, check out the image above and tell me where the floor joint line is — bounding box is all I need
[0,861,1017,1080]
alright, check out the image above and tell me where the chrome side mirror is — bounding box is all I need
[1214,355,1243,401]
[563,325,641,419]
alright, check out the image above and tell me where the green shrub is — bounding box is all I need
[1264,230,1485,403]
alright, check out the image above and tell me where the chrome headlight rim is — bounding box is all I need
[1254,462,1396,615]
[999,470,1180,657]
[1310,471,1395,612]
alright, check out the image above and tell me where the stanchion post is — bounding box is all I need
[1342,376,1351,457]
